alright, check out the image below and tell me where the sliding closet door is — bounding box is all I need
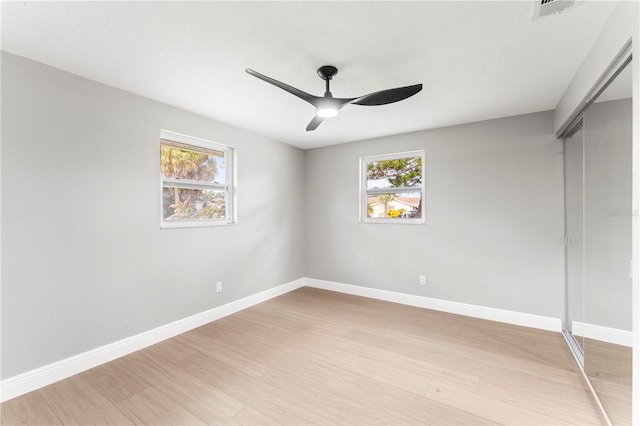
[564,127,584,351]
[583,92,632,425]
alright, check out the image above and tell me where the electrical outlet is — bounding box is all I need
[419,275,426,285]
[216,281,223,293]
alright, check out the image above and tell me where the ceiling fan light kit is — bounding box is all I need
[246,65,422,131]
[317,103,339,118]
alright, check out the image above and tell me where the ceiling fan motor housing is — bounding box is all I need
[317,65,338,80]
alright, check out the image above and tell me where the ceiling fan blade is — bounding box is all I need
[332,97,357,107]
[306,115,324,131]
[246,68,318,105]
[351,84,422,106]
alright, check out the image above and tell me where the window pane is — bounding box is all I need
[160,141,226,184]
[366,156,422,189]
[367,193,422,219]
[162,186,226,221]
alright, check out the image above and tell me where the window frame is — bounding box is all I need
[160,129,235,229]
[359,150,425,225]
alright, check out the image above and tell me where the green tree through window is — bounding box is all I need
[160,131,234,228]
[160,144,220,219]
[361,151,424,223]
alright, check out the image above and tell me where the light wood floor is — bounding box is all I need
[2,287,604,425]
[584,338,632,425]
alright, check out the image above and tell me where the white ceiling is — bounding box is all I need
[1,1,617,149]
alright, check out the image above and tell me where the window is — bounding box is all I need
[160,130,234,228]
[360,150,425,224]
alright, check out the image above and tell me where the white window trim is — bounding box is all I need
[359,150,425,225]
[160,129,235,229]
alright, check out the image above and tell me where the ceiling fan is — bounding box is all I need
[245,65,422,131]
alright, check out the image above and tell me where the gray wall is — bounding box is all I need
[305,111,565,318]
[1,52,305,379]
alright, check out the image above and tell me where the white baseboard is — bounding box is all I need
[305,278,562,332]
[572,321,633,347]
[0,278,305,403]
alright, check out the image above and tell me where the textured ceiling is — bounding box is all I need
[1,1,617,149]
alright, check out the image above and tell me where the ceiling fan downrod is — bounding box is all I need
[317,65,338,96]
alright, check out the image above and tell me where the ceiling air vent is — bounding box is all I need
[532,0,576,20]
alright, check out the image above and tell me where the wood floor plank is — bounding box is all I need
[38,372,134,425]
[0,390,62,426]
[82,358,153,405]
[344,328,482,391]
[1,287,604,425]
[223,406,280,425]
[287,330,434,396]
[259,368,388,425]
[142,365,246,424]
[425,379,588,425]
[175,329,273,378]
[349,319,585,387]
[177,351,343,425]
[107,348,178,385]
[352,377,496,425]
[115,386,206,425]
[584,338,632,425]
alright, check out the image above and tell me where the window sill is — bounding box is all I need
[360,218,425,225]
[160,220,236,229]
